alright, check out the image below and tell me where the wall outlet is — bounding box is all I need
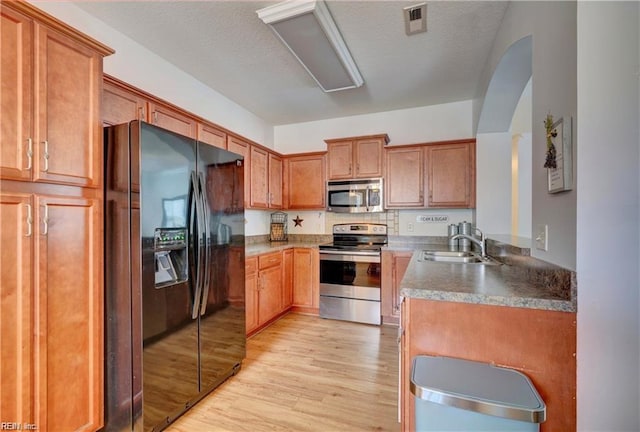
[407,222,414,232]
[536,224,548,251]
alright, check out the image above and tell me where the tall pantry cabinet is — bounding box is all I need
[0,2,113,431]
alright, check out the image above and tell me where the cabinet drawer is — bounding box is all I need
[246,257,258,276]
[258,251,282,270]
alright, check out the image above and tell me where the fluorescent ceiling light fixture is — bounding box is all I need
[257,0,364,92]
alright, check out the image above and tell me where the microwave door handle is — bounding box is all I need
[365,188,370,211]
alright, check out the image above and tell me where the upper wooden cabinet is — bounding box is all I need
[385,146,424,208]
[426,140,476,208]
[325,134,389,180]
[148,101,197,139]
[268,153,283,209]
[103,77,146,126]
[226,136,251,207]
[249,146,282,210]
[385,139,476,209]
[250,146,269,208]
[284,152,326,210]
[197,122,227,149]
[1,3,113,188]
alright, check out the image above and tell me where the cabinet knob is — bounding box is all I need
[42,140,49,172]
[26,138,33,170]
[25,203,33,237]
[41,204,49,236]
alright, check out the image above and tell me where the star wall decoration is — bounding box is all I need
[293,215,304,227]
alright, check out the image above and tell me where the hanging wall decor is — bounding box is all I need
[545,114,573,193]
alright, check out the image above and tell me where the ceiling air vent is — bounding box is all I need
[403,3,427,36]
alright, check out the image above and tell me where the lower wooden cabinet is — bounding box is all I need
[381,250,413,325]
[401,298,577,432]
[0,191,103,431]
[257,252,283,325]
[245,257,259,334]
[246,251,286,336]
[246,247,319,335]
[292,248,319,314]
[282,249,294,311]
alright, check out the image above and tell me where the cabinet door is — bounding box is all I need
[258,265,282,325]
[426,142,475,208]
[268,153,283,209]
[103,79,146,126]
[285,153,326,209]
[293,248,319,309]
[35,195,103,432]
[227,136,250,207]
[385,147,424,208]
[245,257,259,335]
[354,138,383,178]
[392,254,412,318]
[0,6,34,182]
[0,193,34,424]
[197,122,227,149]
[282,249,293,311]
[250,146,269,209]
[327,141,353,180]
[148,101,197,138]
[34,26,103,188]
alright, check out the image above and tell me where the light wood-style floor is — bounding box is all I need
[167,313,400,432]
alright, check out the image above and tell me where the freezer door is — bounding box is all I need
[196,142,246,392]
[139,122,200,429]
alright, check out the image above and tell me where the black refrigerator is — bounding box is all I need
[104,121,246,431]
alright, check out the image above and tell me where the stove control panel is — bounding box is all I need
[332,223,387,235]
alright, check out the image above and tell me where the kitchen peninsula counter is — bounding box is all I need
[399,249,576,312]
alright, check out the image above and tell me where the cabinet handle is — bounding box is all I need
[25,203,32,237]
[153,111,158,124]
[42,140,49,172]
[138,106,145,120]
[41,204,49,236]
[26,138,33,170]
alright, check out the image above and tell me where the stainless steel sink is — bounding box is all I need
[418,250,500,265]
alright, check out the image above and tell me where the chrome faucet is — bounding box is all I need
[451,228,487,257]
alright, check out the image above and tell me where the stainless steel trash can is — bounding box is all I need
[410,355,546,432]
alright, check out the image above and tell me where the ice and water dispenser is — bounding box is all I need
[153,227,188,287]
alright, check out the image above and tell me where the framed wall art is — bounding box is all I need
[544,114,573,193]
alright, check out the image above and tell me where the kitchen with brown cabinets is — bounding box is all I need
[2,1,635,432]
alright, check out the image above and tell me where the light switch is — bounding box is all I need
[536,224,548,251]
[407,222,414,232]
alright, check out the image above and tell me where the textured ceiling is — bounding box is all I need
[75,1,508,125]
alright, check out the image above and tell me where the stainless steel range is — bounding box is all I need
[319,223,388,325]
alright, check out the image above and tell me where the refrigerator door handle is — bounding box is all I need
[190,171,204,320]
[198,173,212,316]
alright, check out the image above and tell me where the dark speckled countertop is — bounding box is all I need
[390,239,576,313]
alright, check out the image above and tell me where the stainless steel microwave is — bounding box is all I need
[326,178,383,213]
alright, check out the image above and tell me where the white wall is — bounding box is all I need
[576,2,640,430]
[29,1,274,148]
[476,132,512,235]
[474,1,577,270]
[274,100,473,153]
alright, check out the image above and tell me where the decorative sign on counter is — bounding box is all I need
[544,114,573,193]
[416,215,449,223]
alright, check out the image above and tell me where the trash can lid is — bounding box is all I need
[410,355,546,423]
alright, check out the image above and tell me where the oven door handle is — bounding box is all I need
[319,251,380,263]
